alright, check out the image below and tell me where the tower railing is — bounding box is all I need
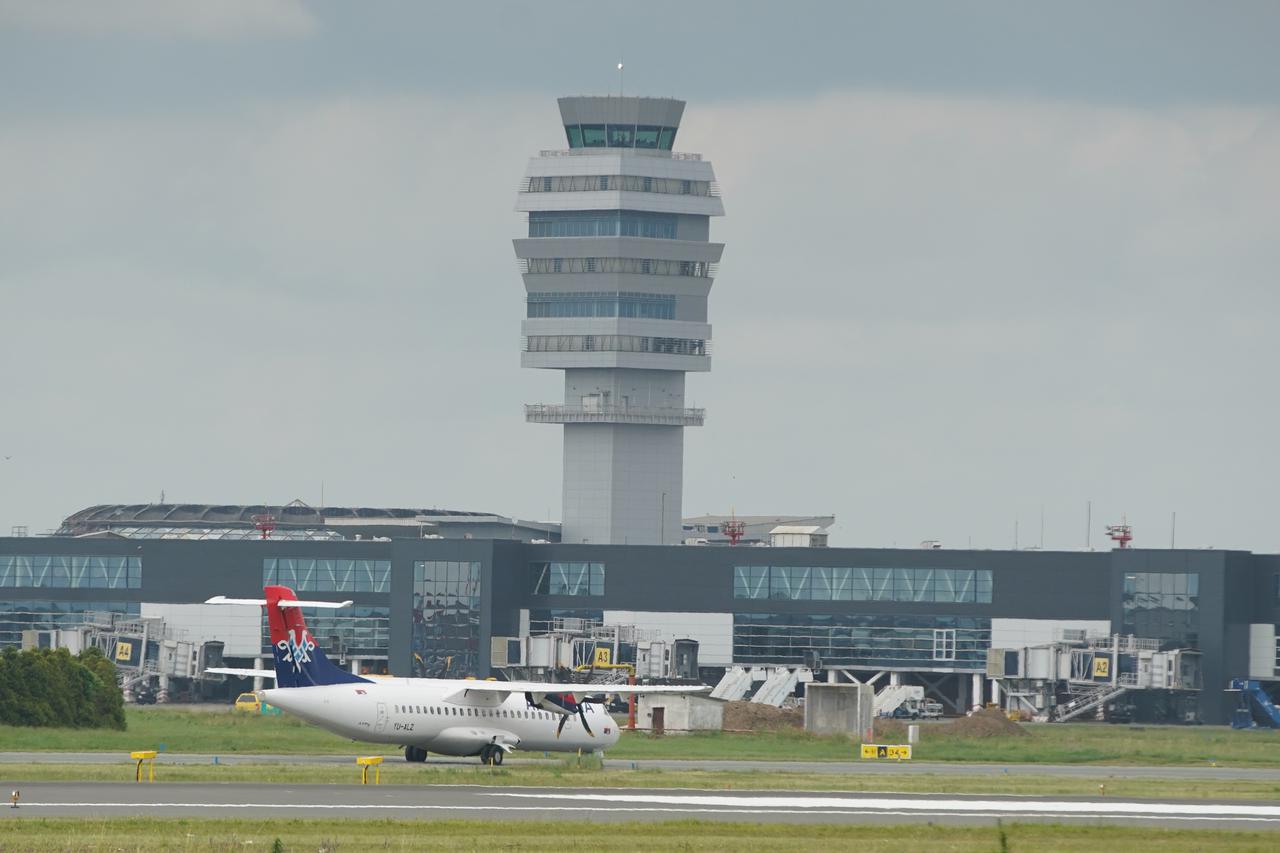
[524,404,705,427]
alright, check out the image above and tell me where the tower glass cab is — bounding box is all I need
[515,96,725,545]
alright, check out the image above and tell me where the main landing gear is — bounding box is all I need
[479,744,504,766]
[404,746,428,762]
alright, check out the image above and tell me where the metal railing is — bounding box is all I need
[517,180,720,198]
[524,404,705,427]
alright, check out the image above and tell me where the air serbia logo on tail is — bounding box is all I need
[276,628,316,672]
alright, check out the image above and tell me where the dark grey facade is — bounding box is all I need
[2,536,1276,723]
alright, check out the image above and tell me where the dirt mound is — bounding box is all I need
[943,708,1028,738]
[722,701,803,731]
[866,710,1026,742]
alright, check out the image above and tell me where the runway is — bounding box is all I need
[2,752,1277,781]
[5,782,1280,828]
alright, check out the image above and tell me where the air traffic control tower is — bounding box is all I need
[515,97,725,545]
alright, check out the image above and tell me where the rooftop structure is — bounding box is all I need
[516,96,725,545]
[57,502,559,542]
[683,515,837,546]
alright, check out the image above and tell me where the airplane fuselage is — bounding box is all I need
[262,678,619,756]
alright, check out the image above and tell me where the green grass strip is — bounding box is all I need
[6,762,1280,802]
[4,818,1280,852]
[5,709,1280,767]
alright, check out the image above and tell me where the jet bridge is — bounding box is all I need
[22,611,227,703]
[988,633,1200,723]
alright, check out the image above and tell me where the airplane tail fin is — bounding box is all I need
[264,585,371,688]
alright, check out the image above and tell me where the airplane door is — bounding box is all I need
[375,702,388,733]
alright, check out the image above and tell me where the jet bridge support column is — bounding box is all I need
[253,657,265,693]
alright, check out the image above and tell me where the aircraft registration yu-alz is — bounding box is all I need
[205,586,709,765]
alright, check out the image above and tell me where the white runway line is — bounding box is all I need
[486,791,1280,819]
[13,802,1280,823]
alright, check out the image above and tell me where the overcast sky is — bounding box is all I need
[1,1,1277,552]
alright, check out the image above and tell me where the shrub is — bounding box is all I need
[0,646,126,730]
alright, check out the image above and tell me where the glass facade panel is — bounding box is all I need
[606,124,634,147]
[260,606,389,658]
[732,567,992,604]
[562,125,676,149]
[733,613,991,669]
[523,257,711,277]
[733,565,769,599]
[0,555,141,589]
[0,600,140,648]
[527,292,676,320]
[525,174,712,197]
[634,126,660,148]
[263,558,391,593]
[525,335,708,357]
[528,210,679,239]
[531,562,605,596]
[1121,572,1200,647]
[770,565,811,600]
[412,561,482,677]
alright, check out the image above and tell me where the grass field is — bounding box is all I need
[4,708,1280,767]
[3,818,1279,852]
[5,762,1280,802]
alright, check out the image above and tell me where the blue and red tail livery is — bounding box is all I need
[265,585,370,688]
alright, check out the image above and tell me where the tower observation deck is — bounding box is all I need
[515,96,725,545]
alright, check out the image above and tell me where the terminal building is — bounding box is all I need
[2,524,1278,724]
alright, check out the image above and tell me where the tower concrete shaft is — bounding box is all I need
[515,96,724,545]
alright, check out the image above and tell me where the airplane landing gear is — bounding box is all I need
[404,746,427,762]
[480,745,504,766]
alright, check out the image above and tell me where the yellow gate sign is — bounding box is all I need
[593,647,612,666]
[115,641,133,663]
[861,744,912,760]
[1093,657,1110,678]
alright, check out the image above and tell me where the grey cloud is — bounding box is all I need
[0,0,317,40]
[1,91,1276,554]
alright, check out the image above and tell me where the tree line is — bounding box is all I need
[0,646,126,729]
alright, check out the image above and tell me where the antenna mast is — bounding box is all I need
[1105,516,1133,549]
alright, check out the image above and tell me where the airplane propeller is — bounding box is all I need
[526,691,597,739]
[554,697,595,739]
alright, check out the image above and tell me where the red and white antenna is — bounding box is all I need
[1105,516,1133,549]
[722,509,745,546]
[253,512,276,540]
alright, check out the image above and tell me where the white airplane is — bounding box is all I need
[205,585,709,765]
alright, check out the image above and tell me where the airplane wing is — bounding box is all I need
[205,667,279,680]
[205,595,353,609]
[444,680,708,739]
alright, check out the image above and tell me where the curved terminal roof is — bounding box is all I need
[58,502,503,534]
